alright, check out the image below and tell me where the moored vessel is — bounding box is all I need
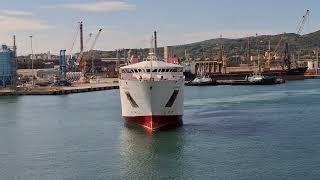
[186,75,217,86]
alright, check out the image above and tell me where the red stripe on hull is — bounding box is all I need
[124,115,183,131]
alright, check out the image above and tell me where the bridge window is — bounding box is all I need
[152,69,157,72]
[146,69,150,72]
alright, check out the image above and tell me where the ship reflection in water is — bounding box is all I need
[119,127,187,179]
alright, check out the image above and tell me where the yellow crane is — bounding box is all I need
[265,33,286,67]
[77,29,103,74]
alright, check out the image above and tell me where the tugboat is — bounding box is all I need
[246,73,277,85]
[186,75,217,86]
[118,31,184,131]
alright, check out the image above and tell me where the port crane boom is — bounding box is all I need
[90,29,102,51]
[265,33,286,66]
[272,33,286,58]
[297,10,310,35]
[77,28,103,73]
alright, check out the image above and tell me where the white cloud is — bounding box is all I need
[0,10,33,16]
[0,15,51,32]
[61,1,135,12]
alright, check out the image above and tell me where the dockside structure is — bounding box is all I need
[0,45,16,88]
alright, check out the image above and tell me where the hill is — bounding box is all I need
[94,30,320,59]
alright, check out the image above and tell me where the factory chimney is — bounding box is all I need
[13,35,16,57]
[154,31,157,57]
[80,21,84,52]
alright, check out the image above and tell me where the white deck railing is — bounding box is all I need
[120,72,184,81]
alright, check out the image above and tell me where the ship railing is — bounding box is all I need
[120,73,184,81]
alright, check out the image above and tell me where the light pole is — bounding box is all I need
[29,35,34,86]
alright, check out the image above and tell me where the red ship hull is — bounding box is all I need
[124,115,183,131]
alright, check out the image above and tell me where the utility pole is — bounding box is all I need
[247,37,251,65]
[29,35,34,86]
[316,47,319,74]
[13,35,17,87]
[116,49,120,72]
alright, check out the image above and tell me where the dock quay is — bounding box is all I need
[0,83,119,96]
[305,75,320,79]
[216,79,285,85]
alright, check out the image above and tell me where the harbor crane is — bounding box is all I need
[265,33,286,66]
[77,28,103,74]
[297,10,310,35]
[294,10,310,67]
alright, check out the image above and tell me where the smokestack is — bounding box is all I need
[80,21,84,52]
[13,35,17,56]
[154,31,157,56]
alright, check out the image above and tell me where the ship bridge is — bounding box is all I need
[120,61,184,81]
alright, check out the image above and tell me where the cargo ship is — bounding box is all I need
[193,42,308,81]
[262,67,308,80]
[119,32,184,131]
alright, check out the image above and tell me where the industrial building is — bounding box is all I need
[0,45,16,88]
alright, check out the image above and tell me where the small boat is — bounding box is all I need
[186,75,217,86]
[247,74,264,82]
[246,73,277,84]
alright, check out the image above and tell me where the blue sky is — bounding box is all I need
[0,0,319,55]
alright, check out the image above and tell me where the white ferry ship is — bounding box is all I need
[119,32,184,131]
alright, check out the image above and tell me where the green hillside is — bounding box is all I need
[94,30,320,59]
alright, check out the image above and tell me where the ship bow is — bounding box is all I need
[124,115,183,131]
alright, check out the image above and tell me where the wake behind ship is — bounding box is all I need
[119,50,185,131]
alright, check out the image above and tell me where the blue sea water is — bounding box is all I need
[0,79,320,179]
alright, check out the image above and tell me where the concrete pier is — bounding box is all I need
[0,83,119,96]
